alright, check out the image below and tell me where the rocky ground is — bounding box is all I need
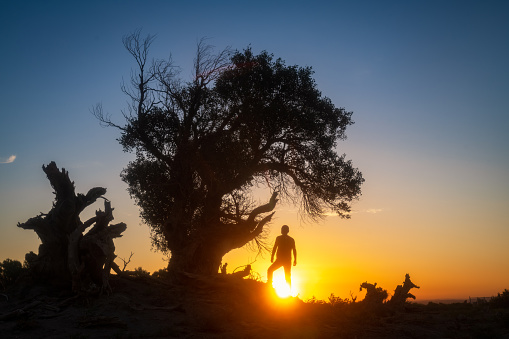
[1,274,509,338]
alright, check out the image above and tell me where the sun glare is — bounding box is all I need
[272,276,299,298]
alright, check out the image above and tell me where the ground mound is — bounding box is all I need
[1,274,508,338]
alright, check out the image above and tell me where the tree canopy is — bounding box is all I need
[95,31,364,276]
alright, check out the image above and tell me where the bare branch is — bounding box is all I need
[193,38,232,86]
[122,29,158,120]
[247,191,278,224]
[91,103,126,130]
[122,29,156,73]
[119,251,134,271]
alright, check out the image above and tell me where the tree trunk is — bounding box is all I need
[167,240,226,279]
[166,192,278,280]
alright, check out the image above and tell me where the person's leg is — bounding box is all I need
[283,261,292,288]
[267,261,282,285]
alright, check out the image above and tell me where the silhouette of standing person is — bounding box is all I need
[267,225,297,288]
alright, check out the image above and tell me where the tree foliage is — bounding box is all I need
[95,31,364,275]
[0,259,25,290]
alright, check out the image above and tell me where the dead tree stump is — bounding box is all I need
[17,162,126,293]
[360,281,388,304]
[388,273,420,307]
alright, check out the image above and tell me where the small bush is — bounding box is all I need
[133,267,150,278]
[328,293,354,306]
[306,296,327,305]
[490,289,509,308]
[151,268,168,279]
[0,258,25,290]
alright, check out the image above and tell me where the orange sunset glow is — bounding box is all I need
[1,0,508,327]
[1,1,509,337]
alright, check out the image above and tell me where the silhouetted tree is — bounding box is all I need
[94,30,364,278]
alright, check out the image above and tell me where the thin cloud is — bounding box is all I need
[324,211,354,217]
[324,212,338,217]
[0,155,16,164]
[324,208,383,217]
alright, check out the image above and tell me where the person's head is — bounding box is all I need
[281,225,289,235]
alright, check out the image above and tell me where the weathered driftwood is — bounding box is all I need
[360,274,420,306]
[17,162,126,293]
[231,265,251,279]
[360,281,388,304]
[388,273,420,306]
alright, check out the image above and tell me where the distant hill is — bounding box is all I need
[415,299,465,304]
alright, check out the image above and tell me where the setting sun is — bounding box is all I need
[272,275,299,298]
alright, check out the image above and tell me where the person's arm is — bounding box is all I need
[292,240,297,266]
[271,237,279,263]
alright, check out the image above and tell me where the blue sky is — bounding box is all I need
[1,1,508,299]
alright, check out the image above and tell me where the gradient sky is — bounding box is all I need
[1,0,508,301]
